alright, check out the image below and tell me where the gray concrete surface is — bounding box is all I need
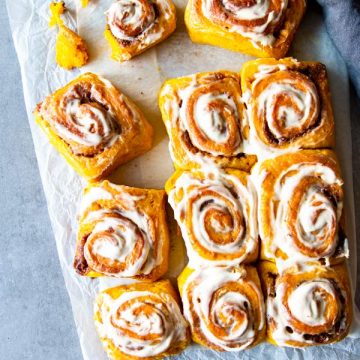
[0,6,82,360]
[0,3,359,360]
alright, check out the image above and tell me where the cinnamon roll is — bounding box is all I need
[94,280,190,359]
[34,73,153,181]
[104,0,176,62]
[178,265,265,351]
[185,0,306,58]
[254,150,348,264]
[74,180,169,281]
[259,261,352,347]
[166,168,258,266]
[159,71,257,170]
[241,58,335,157]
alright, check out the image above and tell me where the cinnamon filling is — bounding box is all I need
[108,1,159,46]
[207,0,288,36]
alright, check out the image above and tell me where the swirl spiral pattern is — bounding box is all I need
[182,266,264,351]
[168,169,258,266]
[96,289,189,357]
[180,79,243,156]
[267,265,350,346]
[36,73,154,181]
[39,76,127,157]
[256,151,344,262]
[252,69,320,146]
[202,0,288,45]
[160,72,250,170]
[83,210,154,277]
[107,0,156,42]
[75,181,167,279]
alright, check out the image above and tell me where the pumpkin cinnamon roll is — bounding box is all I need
[254,150,348,264]
[104,0,176,62]
[185,0,306,58]
[74,180,169,281]
[159,71,256,171]
[34,73,153,181]
[94,280,190,359]
[178,265,265,351]
[259,261,352,347]
[241,58,335,157]
[166,168,258,266]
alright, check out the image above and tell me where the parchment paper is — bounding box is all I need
[5,0,360,358]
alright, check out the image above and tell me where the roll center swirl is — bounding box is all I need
[54,84,121,155]
[182,267,264,351]
[284,280,339,334]
[114,296,167,341]
[206,0,288,36]
[84,212,150,276]
[189,188,245,252]
[107,0,156,40]
[185,83,242,156]
[254,70,320,143]
[210,289,250,340]
[286,176,340,258]
[97,290,188,357]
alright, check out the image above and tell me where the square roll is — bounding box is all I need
[166,168,259,266]
[104,0,176,62]
[241,58,335,157]
[74,180,170,281]
[185,0,306,58]
[178,265,265,351]
[258,261,352,347]
[34,73,153,181]
[159,70,257,171]
[94,280,190,360]
[254,150,348,265]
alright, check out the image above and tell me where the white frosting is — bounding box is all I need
[253,159,343,265]
[80,183,162,277]
[95,290,188,357]
[243,63,323,159]
[168,168,257,266]
[180,86,241,155]
[287,281,333,326]
[84,211,152,276]
[107,0,153,40]
[54,98,119,148]
[178,79,242,156]
[106,0,173,46]
[160,74,248,168]
[107,0,155,40]
[267,269,347,346]
[182,266,264,351]
[80,186,113,215]
[202,0,289,46]
[257,80,319,138]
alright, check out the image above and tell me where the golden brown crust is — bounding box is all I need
[94,280,191,360]
[104,0,176,62]
[166,168,259,265]
[74,180,169,281]
[159,70,257,171]
[178,265,265,351]
[255,149,347,263]
[185,0,306,58]
[241,58,335,153]
[258,261,352,347]
[34,73,153,181]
